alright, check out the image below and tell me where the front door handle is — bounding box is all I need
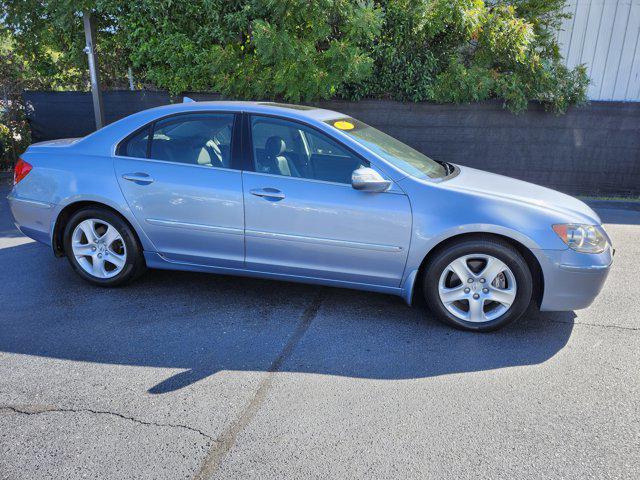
[250,188,285,200]
[122,173,154,184]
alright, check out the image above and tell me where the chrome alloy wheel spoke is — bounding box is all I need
[485,285,517,307]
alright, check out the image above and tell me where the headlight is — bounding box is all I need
[552,224,608,253]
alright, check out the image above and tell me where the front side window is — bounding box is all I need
[118,113,235,169]
[250,116,368,184]
[324,117,447,180]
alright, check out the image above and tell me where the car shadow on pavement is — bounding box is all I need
[0,241,575,394]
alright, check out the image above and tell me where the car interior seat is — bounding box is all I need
[263,136,300,177]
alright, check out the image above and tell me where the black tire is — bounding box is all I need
[423,237,533,332]
[63,207,146,287]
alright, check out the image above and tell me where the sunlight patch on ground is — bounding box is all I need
[0,231,35,249]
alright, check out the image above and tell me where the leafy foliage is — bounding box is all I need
[0,0,588,115]
[109,0,384,102]
[0,33,31,168]
[1,0,129,90]
[350,0,588,112]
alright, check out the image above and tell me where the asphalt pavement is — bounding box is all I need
[0,182,638,479]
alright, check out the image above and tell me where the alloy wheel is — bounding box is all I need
[437,253,517,323]
[71,219,127,279]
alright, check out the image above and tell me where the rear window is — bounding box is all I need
[118,126,150,158]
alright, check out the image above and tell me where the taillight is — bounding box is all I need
[13,158,33,185]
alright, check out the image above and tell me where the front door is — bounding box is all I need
[243,114,412,287]
[114,112,245,268]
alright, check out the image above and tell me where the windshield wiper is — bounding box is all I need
[435,160,452,176]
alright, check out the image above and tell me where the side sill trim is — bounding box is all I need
[146,252,403,296]
[245,229,403,252]
[146,218,243,235]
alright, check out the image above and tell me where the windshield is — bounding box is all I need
[325,117,447,179]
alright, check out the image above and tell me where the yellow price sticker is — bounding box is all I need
[333,120,355,130]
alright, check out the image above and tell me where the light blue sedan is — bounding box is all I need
[8,101,613,331]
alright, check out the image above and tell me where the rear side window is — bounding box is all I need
[117,113,236,169]
[119,126,150,158]
[150,113,235,168]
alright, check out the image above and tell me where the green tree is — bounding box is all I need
[0,0,130,89]
[108,0,383,102]
[0,31,31,168]
[0,0,588,113]
[348,0,588,112]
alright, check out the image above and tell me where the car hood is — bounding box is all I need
[444,165,601,225]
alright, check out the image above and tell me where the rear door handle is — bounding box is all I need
[250,188,285,200]
[122,173,154,184]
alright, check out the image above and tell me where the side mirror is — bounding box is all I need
[351,167,391,193]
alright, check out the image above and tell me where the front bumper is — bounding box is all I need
[537,246,613,311]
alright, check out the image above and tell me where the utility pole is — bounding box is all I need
[127,67,135,91]
[83,11,105,130]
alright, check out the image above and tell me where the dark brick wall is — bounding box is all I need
[22,91,640,196]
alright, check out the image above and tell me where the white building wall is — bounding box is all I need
[557,0,640,100]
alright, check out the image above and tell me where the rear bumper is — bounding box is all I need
[537,246,613,311]
[7,193,54,246]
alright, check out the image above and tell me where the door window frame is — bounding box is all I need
[115,111,243,171]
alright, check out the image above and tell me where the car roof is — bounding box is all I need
[140,101,345,122]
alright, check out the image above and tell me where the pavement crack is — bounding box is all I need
[548,319,640,332]
[0,404,215,442]
[193,288,326,480]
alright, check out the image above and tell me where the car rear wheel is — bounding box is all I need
[423,238,533,331]
[63,208,145,286]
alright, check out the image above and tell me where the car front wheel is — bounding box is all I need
[423,237,533,331]
[63,207,145,286]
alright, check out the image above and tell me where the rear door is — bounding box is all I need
[242,114,412,287]
[114,112,245,267]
